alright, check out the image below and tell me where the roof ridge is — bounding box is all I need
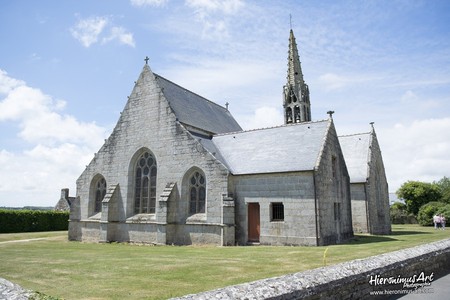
[213,119,329,137]
[339,131,371,138]
[154,73,228,111]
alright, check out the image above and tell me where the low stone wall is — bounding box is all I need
[0,278,32,300]
[173,238,450,299]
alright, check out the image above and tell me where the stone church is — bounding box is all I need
[67,29,390,246]
[339,128,391,234]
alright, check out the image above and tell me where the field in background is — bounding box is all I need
[0,225,448,299]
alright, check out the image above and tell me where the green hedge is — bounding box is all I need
[0,209,69,233]
[416,201,450,226]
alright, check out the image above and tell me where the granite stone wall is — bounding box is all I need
[366,132,391,235]
[350,183,368,233]
[173,238,450,300]
[70,65,232,245]
[231,172,317,246]
[314,121,353,245]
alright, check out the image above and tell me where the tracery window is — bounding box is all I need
[189,171,206,214]
[134,152,157,214]
[94,177,106,213]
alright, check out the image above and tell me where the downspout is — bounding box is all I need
[313,169,320,246]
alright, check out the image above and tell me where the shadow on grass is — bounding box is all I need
[347,235,397,245]
[390,230,431,236]
[347,227,433,245]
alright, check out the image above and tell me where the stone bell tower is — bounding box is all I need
[283,29,311,124]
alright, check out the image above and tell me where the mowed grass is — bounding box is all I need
[0,225,449,300]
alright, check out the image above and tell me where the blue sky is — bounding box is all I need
[1,0,449,207]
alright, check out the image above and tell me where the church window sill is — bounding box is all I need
[88,212,102,221]
[127,214,156,223]
[186,213,206,224]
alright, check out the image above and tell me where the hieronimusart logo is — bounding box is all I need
[369,271,434,289]
[368,271,434,296]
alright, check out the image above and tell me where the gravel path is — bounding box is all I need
[0,238,49,244]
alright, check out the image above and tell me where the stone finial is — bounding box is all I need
[225,102,229,111]
[327,110,335,118]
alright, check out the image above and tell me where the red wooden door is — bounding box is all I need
[248,203,260,242]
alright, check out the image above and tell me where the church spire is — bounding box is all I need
[283,29,311,124]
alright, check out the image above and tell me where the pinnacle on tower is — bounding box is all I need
[283,29,311,124]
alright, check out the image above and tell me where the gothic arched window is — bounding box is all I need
[189,171,206,214]
[134,152,157,214]
[94,177,106,213]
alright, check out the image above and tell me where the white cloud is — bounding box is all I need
[130,0,168,7]
[70,16,135,48]
[103,26,136,47]
[0,70,25,95]
[70,16,108,47]
[241,106,283,130]
[184,0,245,39]
[400,90,418,103]
[318,73,350,90]
[186,0,244,14]
[0,70,108,207]
[378,118,450,192]
[317,72,378,91]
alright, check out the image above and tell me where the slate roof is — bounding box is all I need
[209,120,330,175]
[155,74,242,134]
[338,132,371,183]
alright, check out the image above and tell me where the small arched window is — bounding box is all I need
[286,107,293,124]
[134,151,157,214]
[189,171,206,214]
[94,177,107,213]
[294,106,300,123]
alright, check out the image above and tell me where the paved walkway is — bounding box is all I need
[399,272,450,299]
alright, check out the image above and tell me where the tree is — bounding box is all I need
[396,181,441,215]
[434,176,450,204]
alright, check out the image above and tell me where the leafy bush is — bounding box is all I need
[0,209,69,233]
[417,202,446,226]
[390,202,416,224]
[391,202,406,211]
[436,204,450,225]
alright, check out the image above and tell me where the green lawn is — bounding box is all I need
[0,225,448,300]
